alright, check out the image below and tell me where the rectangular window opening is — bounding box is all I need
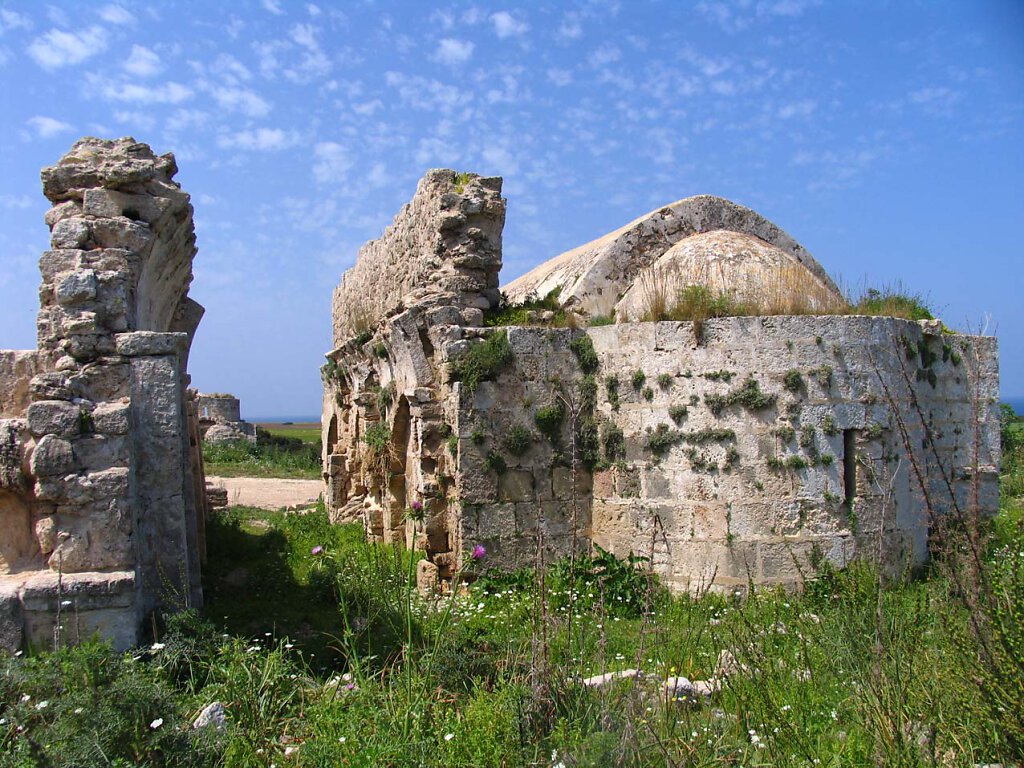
[843,429,857,505]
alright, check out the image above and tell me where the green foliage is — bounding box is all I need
[534,402,565,442]
[471,428,487,445]
[578,374,597,413]
[810,364,834,389]
[604,374,620,410]
[631,369,646,390]
[484,288,569,328]
[449,330,514,394]
[374,342,389,358]
[668,404,688,424]
[577,416,601,469]
[362,421,391,455]
[656,373,673,390]
[799,424,816,449]
[822,414,840,436]
[453,171,474,193]
[569,334,600,374]
[642,386,654,402]
[783,368,805,393]
[372,383,393,415]
[601,422,625,461]
[587,313,615,327]
[484,450,507,474]
[786,455,810,470]
[446,433,459,457]
[354,329,374,346]
[503,424,534,456]
[203,436,320,480]
[645,423,679,456]
[703,369,734,382]
[852,286,934,321]
[648,283,748,323]
[705,376,776,416]
[774,425,796,442]
[548,546,659,619]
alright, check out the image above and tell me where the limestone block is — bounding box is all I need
[91,401,130,435]
[50,218,91,250]
[29,434,75,477]
[55,270,98,306]
[29,372,72,402]
[476,503,515,539]
[39,249,85,279]
[72,435,128,471]
[552,466,592,499]
[35,516,56,555]
[82,187,172,224]
[27,400,81,438]
[114,332,188,357]
[44,200,83,228]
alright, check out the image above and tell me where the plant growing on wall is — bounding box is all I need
[503,425,534,456]
[449,330,514,394]
[569,334,600,374]
[705,377,776,416]
[534,403,565,443]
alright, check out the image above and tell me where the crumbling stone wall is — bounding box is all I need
[325,170,1001,594]
[323,170,505,580]
[0,137,205,651]
[197,392,255,444]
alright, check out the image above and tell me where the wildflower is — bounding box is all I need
[311,545,323,555]
[150,718,164,729]
[472,544,487,560]
[444,733,454,742]
[60,600,72,607]
[150,642,166,651]
[35,700,49,710]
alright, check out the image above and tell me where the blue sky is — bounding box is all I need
[1,0,1021,418]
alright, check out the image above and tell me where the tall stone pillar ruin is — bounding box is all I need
[0,137,205,651]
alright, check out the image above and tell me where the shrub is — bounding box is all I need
[534,403,565,442]
[668,404,688,424]
[587,313,615,327]
[646,423,680,456]
[783,369,804,393]
[602,422,625,460]
[705,376,776,416]
[578,374,598,413]
[484,450,507,474]
[656,373,673,390]
[605,375,620,410]
[642,386,654,402]
[503,424,533,456]
[569,334,600,374]
[631,369,646,390]
[449,330,514,394]
[851,285,933,321]
[362,422,391,455]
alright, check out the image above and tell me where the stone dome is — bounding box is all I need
[614,229,845,321]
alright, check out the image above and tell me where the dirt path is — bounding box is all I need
[206,476,323,511]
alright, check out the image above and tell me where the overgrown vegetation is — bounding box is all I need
[203,428,320,480]
[484,288,571,328]
[705,376,776,416]
[4,410,1022,767]
[448,330,514,394]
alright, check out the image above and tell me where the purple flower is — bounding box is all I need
[410,500,423,512]
[471,544,487,560]
[311,545,323,555]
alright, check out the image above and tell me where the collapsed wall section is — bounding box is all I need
[0,137,205,652]
[323,170,506,582]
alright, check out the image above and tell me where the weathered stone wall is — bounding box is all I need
[331,170,504,346]
[198,393,241,423]
[0,137,205,651]
[325,172,1001,595]
[0,351,43,418]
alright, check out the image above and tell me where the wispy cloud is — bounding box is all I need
[312,141,352,183]
[548,68,572,86]
[777,99,816,119]
[27,26,108,70]
[97,4,133,25]
[0,8,32,34]
[261,0,285,15]
[87,73,193,105]
[434,38,474,66]
[491,11,528,39]
[218,127,300,152]
[123,44,162,77]
[26,115,73,138]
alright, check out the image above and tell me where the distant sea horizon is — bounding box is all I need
[1003,397,1024,415]
[248,416,322,424]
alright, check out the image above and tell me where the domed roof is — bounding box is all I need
[502,194,839,318]
[614,229,845,321]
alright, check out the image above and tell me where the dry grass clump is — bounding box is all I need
[636,261,934,324]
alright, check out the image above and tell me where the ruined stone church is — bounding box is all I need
[0,140,1001,651]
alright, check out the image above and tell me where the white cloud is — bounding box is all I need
[491,11,528,39]
[90,75,193,105]
[0,9,32,33]
[384,71,469,113]
[547,68,572,86]
[219,128,299,152]
[98,4,133,25]
[123,44,162,77]
[588,43,620,68]
[312,141,352,183]
[434,38,474,66]
[113,109,156,131]
[209,85,271,117]
[287,23,331,82]
[27,26,108,70]
[0,193,32,209]
[262,0,285,15]
[556,12,582,40]
[909,86,961,117]
[777,99,816,119]
[26,115,73,138]
[697,0,821,32]
[165,108,209,132]
[306,4,321,17]
[351,99,383,116]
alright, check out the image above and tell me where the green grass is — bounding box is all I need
[203,426,321,479]
[3,422,1022,766]
[256,422,321,445]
